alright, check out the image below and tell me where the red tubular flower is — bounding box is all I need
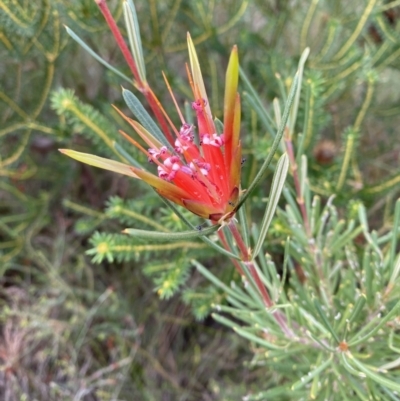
[60,35,241,223]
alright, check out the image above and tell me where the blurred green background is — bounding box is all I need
[1,0,400,399]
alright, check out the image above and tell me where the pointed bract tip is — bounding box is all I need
[59,149,77,157]
[187,32,194,48]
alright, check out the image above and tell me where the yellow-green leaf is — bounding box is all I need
[59,149,139,178]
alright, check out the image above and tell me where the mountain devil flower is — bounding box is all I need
[60,34,242,224]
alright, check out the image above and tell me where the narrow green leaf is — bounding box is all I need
[282,187,303,223]
[193,260,247,302]
[297,82,312,164]
[363,248,375,307]
[379,356,400,371]
[65,26,132,83]
[389,255,400,288]
[244,387,301,400]
[184,100,194,125]
[340,352,367,377]
[329,225,363,255]
[381,386,400,401]
[238,203,250,249]
[236,72,299,211]
[299,155,307,201]
[358,203,383,260]
[313,299,341,343]
[291,354,332,391]
[211,313,241,330]
[326,220,346,250]
[225,295,250,310]
[122,89,173,151]
[389,198,400,278]
[389,330,400,353]
[281,238,290,293]
[288,47,310,137]
[252,153,289,259]
[336,127,357,191]
[275,73,287,105]
[337,376,368,401]
[349,300,400,346]
[211,304,257,324]
[345,353,400,393]
[123,225,218,241]
[124,0,146,83]
[232,325,286,350]
[251,224,267,269]
[348,293,367,325]
[298,307,331,337]
[273,97,282,128]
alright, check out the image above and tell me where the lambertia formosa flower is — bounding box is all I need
[60,34,241,224]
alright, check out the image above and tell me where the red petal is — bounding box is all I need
[201,143,228,202]
[172,170,211,204]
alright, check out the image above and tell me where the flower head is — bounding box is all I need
[60,35,241,223]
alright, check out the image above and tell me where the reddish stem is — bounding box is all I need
[217,229,245,276]
[228,221,273,307]
[95,0,174,144]
[227,220,294,337]
[96,0,143,87]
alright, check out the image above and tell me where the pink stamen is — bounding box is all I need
[175,124,195,153]
[190,160,211,176]
[147,146,169,162]
[180,124,195,140]
[191,99,207,111]
[164,156,181,171]
[202,133,224,147]
[158,166,176,181]
[174,139,187,153]
[180,166,194,176]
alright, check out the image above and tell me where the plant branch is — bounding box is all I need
[227,219,296,337]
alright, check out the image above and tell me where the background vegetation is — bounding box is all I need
[1,0,400,400]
